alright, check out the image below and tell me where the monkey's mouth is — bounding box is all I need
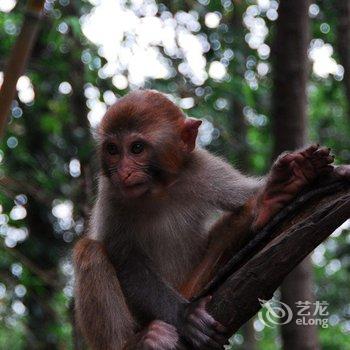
[121,181,149,198]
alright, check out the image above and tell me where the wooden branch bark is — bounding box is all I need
[335,0,350,123]
[0,0,45,137]
[200,179,350,333]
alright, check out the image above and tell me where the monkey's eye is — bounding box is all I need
[130,142,144,155]
[106,143,119,155]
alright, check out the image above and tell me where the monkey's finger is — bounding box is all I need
[188,312,225,344]
[293,156,315,181]
[197,295,212,310]
[314,153,334,165]
[275,153,297,167]
[310,155,334,168]
[314,147,331,157]
[314,147,331,158]
[194,308,227,335]
[186,325,223,350]
[190,309,228,345]
[326,154,335,164]
[293,155,312,169]
[194,307,215,324]
[214,321,228,334]
[301,144,319,158]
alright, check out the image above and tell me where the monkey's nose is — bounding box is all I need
[120,171,132,182]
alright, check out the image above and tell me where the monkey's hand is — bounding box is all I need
[254,144,334,230]
[135,320,183,350]
[180,296,228,350]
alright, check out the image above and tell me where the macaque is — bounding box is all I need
[73,90,347,350]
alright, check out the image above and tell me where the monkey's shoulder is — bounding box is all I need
[187,148,245,182]
[177,148,248,196]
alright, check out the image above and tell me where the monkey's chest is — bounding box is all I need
[135,211,209,287]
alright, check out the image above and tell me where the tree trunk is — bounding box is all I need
[0,0,45,137]
[280,258,319,350]
[229,5,256,347]
[334,0,350,122]
[205,179,350,333]
[228,2,251,172]
[271,0,309,153]
[271,0,319,349]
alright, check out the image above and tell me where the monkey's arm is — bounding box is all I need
[198,152,262,211]
[116,244,187,326]
[205,145,335,227]
[180,204,255,299]
[73,238,135,350]
[181,145,336,299]
[115,244,227,349]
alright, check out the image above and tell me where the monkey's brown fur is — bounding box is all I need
[74,90,335,350]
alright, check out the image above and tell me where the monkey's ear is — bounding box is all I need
[181,118,202,152]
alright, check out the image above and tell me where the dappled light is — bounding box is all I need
[0,0,350,349]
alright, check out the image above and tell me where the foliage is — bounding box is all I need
[0,0,349,349]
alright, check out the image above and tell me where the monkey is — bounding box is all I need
[73,89,349,350]
[178,142,349,298]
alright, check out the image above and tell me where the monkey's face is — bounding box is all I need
[98,90,202,199]
[101,132,156,198]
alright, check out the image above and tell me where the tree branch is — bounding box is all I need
[200,179,350,333]
[0,0,45,137]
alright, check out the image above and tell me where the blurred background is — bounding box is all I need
[0,0,350,349]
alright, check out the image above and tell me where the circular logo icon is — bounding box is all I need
[258,298,293,327]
